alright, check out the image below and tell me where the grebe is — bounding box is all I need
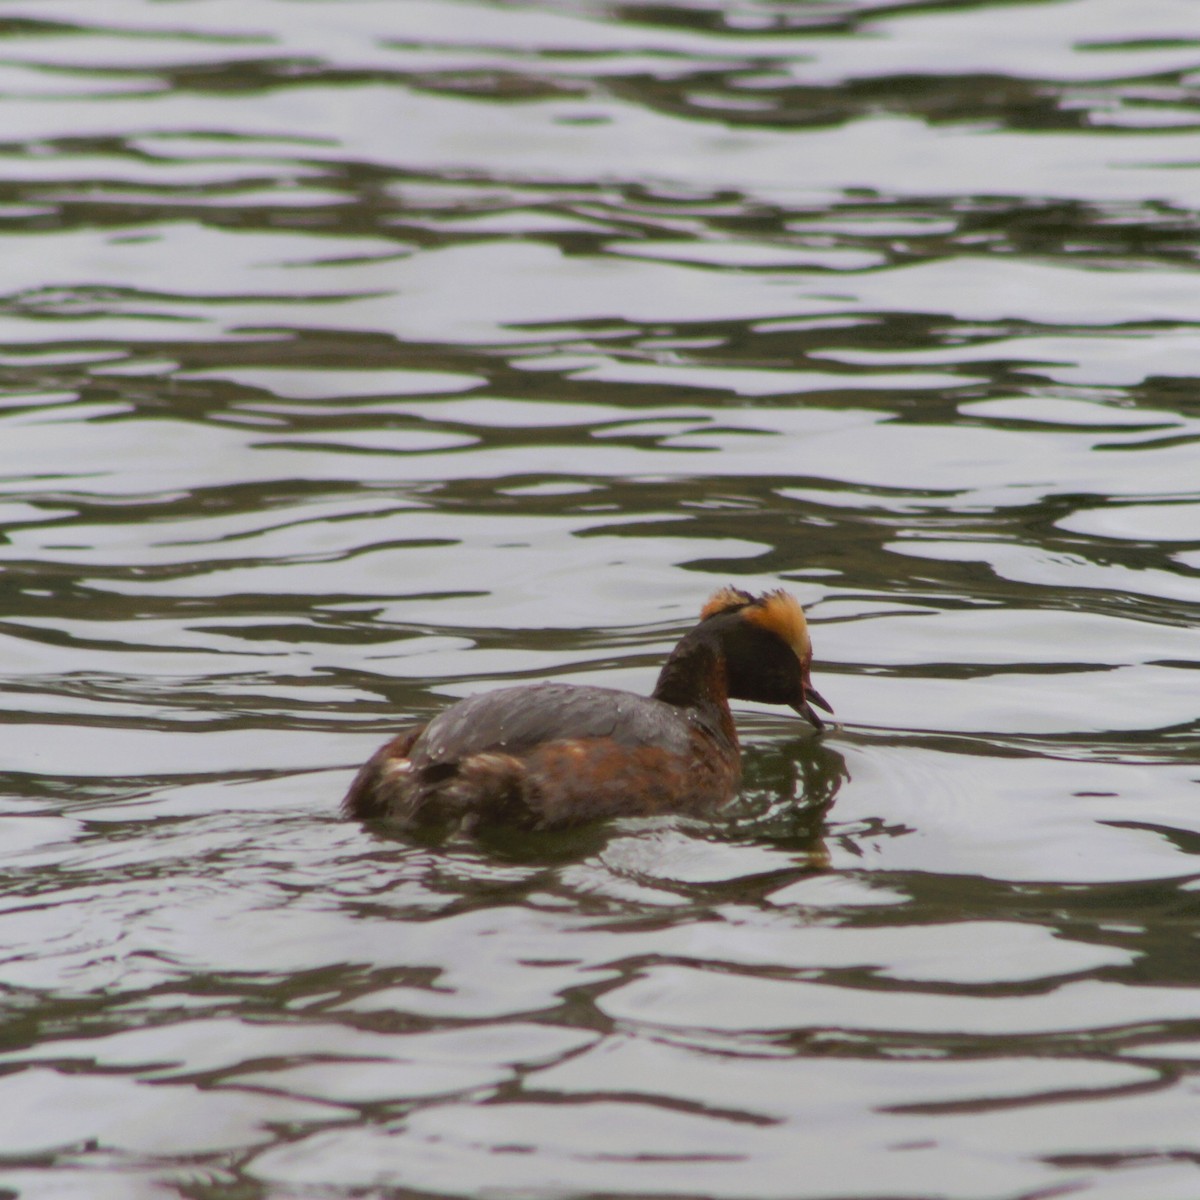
[342,586,832,830]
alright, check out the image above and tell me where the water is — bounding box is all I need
[0,0,1198,1196]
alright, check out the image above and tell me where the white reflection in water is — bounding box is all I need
[2,0,1200,1196]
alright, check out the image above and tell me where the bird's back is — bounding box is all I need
[411,683,692,762]
[342,682,737,829]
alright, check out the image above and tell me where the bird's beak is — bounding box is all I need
[791,663,833,730]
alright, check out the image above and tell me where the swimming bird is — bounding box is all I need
[342,586,832,830]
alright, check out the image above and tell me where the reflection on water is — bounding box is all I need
[1,0,1199,1196]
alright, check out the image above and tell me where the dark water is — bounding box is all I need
[1,0,1199,1196]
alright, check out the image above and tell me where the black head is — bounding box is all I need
[701,587,833,729]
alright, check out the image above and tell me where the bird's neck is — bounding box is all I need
[652,631,738,747]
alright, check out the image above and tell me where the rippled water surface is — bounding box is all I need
[1,0,1199,1196]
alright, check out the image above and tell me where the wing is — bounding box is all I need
[409,683,692,766]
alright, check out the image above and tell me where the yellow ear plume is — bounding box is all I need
[741,589,811,660]
[700,586,754,621]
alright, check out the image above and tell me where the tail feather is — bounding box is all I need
[342,740,541,829]
[341,729,421,820]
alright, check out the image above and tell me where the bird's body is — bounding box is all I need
[342,587,831,830]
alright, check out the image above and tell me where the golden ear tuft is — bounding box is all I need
[700,586,754,621]
[742,589,811,659]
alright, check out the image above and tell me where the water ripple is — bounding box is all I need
[2,0,1200,1197]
